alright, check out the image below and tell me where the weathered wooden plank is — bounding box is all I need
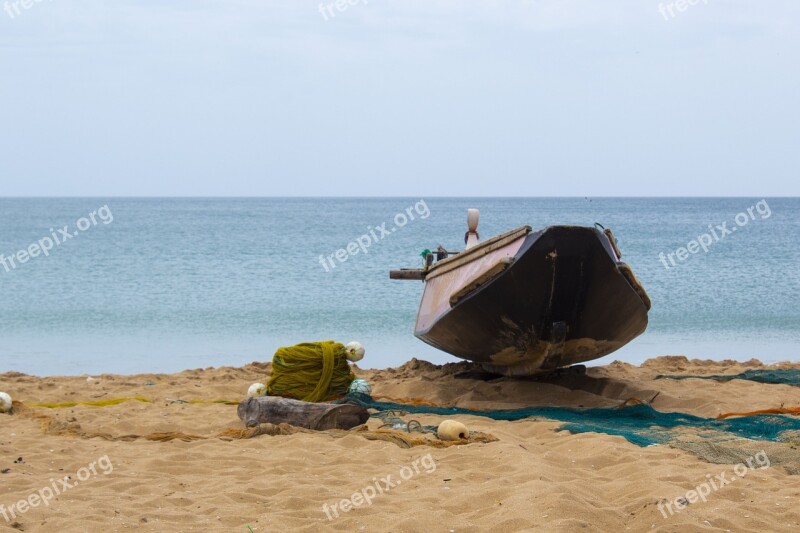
[237,396,369,430]
[448,257,515,307]
[389,269,426,280]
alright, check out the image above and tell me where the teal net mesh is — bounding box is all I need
[655,369,800,387]
[340,393,800,448]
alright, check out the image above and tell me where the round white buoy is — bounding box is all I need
[465,209,480,249]
[467,208,480,232]
[345,341,365,362]
[437,419,468,441]
[348,379,372,396]
[0,392,12,414]
[247,383,267,398]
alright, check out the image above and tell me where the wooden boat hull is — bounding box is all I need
[414,225,650,376]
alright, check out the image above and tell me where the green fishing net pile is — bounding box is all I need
[656,369,800,387]
[341,394,800,473]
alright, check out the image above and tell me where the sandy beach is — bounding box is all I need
[1,356,799,532]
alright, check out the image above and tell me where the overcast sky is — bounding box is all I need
[1,1,798,196]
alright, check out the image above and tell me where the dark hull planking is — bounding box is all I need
[414,226,650,376]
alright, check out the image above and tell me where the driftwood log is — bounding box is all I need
[237,396,369,430]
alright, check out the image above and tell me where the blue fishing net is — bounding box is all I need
[655,369,800,387]
[341,394,800,447]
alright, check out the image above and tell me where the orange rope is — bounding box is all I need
[717,407,800,420]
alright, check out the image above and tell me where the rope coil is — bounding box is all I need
[266,341,355,402]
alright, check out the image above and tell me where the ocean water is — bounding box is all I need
[1,198,798,376]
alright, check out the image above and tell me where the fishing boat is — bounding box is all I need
[390,210,651,376]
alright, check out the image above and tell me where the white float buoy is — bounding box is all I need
[0,392,12,414]
[345,341,365,362]
[348,379,372,396]
[247,383,267,398]
[465,209,480,249]
[437,419,468,441]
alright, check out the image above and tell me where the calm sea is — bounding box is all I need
[1,198,798,376]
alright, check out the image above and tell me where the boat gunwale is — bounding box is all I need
[424,225,532,280]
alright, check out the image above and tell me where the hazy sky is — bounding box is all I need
[1,1,798,196]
